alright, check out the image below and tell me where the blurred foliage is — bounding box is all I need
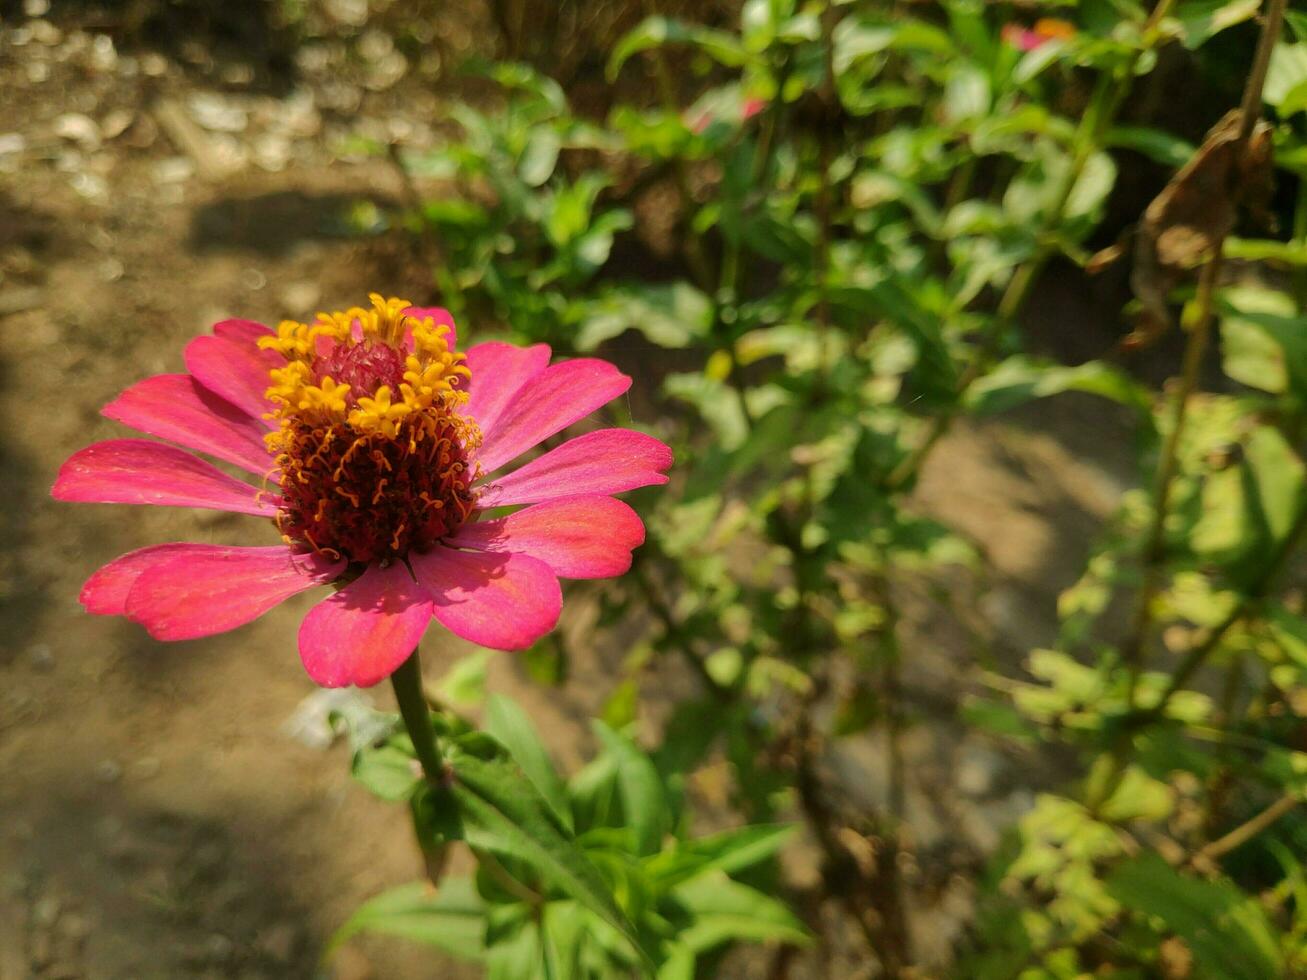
[334,0,1307,976]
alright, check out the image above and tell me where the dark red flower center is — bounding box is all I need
[275,412,478,566]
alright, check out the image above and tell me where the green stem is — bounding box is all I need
[1293,179,1307,313]
[391,647,445,785]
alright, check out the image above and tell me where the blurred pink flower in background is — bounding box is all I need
[1001,18,1076,52]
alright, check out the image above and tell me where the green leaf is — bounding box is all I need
[1108,854,1284,980]
[485,907,541,980]
[1106,126,1197,168]
[576,283,714,351]
[608,16,750,80]
[448,745,651,968]
[1089,760,1174,823]
[1174,0,1261,49]
[1267,42,1307,114]
[664,372,749,451]
[485,695,574,833]
[672,873,811,952]
[1219,286,1307,397]
[594,722,671,856]
[1224,237,1307,266]
[439,649,495,708]
[964,356,1151,417]
[519,128,561,187]
[327,880,485,960]
[645,824,795,888]
[352,742,420,802]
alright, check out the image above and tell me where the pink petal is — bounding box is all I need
[298,562,433,688]
[475,359,631,473]
[410,547,561,651]
[464,341,552,439]
[477,429,672,507]
[184,334,280,428]
[102,374,276,477]
[404,306,457,348]
[80,543,206,615]
[126,546,343,641]
[213,318,273,345]
[447,496,644,579]
[52,439,280,518]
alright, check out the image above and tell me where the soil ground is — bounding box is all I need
[0,3,1143,977]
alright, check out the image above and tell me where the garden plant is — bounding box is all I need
[49,0,1307,975]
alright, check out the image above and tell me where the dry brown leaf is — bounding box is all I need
[1123,109,1273,350]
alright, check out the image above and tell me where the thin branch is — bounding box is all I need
[1194,795,1300,866]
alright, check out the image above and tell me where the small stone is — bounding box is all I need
[32,895,61,929]
[90,34,116,72]
[26,60,51,84]
[61,912,90,942]
[29,19,62,45]
[204,933,234,963]
[252,133,291,172]
[153,157,195,184]
[141,52,168,77]
[100,108,133,140]
[357,30,394,61]
[323,0,369,26]
[98,258,124,282]
[188,92,247,133]
[25,0,51,15]
[280,281,319,312]
[0,133,26,156]
[93,760,121,784]
[28,644,53,671]
[54,113,100,149]
[955,744,1004,797]
[69,173,108,204]
[256,923,299,963]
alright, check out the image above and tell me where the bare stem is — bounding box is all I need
[1195,795,1300,866]
[1123,0,1288,703]
[391,647,445,785]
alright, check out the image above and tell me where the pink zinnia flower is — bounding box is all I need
[53,294,672,688]
[1001,18,1076,52]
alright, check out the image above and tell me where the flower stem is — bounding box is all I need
[391,647,444,785]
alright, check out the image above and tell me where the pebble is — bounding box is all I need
[53,113,100,150]
[100,108,134,140]
[188,92,248,134]
[153,157,195,184]
[32,895,61,929]
[98,257,124,282]
[0,133,26,156]
[24,0,51,15]
[29,19,62,46]
[256,922,299,963]
[93,759,122,784]
[69,173,108,204]
[28,644,53,671]
[280,281,320,312]
[141,52,169,77]
[131,756,161,780]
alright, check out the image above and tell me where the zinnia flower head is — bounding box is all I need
[53,294,672,687]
